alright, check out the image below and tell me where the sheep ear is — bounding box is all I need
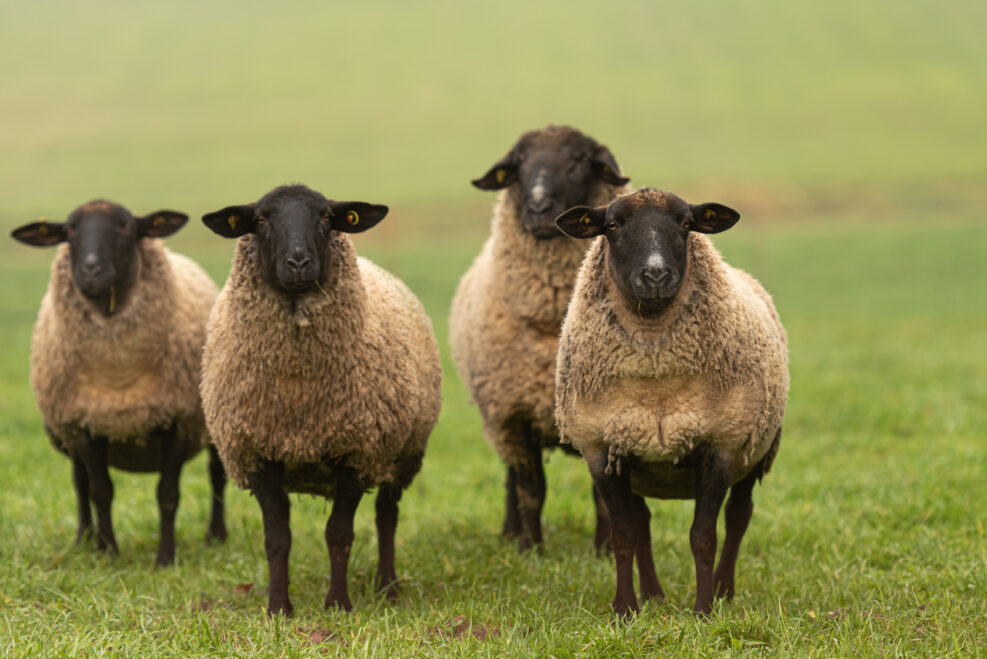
[10,221,67,246]
[329,201,389,234]
[136,210,188,238]
[202,204,256,238]
[592,145,630,186]
[555,205,607,239]
[471,151,519,190]
[688,203,741,234]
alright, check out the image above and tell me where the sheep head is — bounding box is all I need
[11,201,187,315]
[555,188,739,316]
[202,184,388,296]
[471,125,629,240]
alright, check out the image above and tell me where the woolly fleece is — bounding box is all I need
[31,240,218,460]
[201,232,442,491]
[450,182,628,467]
[556,214,788,487]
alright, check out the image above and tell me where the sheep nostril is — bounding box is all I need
[285,253,312,271]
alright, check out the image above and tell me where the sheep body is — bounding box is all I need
[31,240,217,463]
[450,184,626,468]
[201,232,441,492]
[556,231,788,487]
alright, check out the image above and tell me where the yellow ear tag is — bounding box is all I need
[705,209,716,220]
[579,214,591,224]
[495,169,506,184]
[227,215,238,231]
[346,210,359,225]
[38,224,48,235]
[153,215,165,227]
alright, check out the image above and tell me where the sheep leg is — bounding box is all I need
[690,450,730,616]
[205,444,228,543]
[501,467,522,538]
[249,461,293,617]
[79,435,118,555]
[714,464,759,600]
[586,449,639,616]
[324,465,364,612]
[155,426,187,567]
[592,484,612,554]
[631,494,665,602]
[71,456,93,544]
[514,434,546,552]
[374,484,402,599]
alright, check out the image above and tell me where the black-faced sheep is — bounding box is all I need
[10,200,227,567]
[200,184,442,616]
[554,188,789,615]
[449,125,631,551]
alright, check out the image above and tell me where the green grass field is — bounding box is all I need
[2,1,986,656]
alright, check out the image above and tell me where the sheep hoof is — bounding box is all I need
[611,598,640,618]
[266,601,294,618]
[155,550,175,568]
[324,591,353,612]
[376,576,400,601]
[206,522,228,544]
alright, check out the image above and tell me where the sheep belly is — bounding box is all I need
[565,376,766,466]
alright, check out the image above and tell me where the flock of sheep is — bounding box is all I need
[10,125,789,618]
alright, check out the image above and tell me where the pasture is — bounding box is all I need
[1,0,985,655]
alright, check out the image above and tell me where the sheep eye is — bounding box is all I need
[255,216,267,226]
[606,220,619,231]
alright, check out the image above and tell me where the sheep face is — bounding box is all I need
[202,185,388,296]
[471,125,629,240]
[10,201,188,313]
[555,189,740,316]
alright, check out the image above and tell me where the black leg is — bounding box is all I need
[374,484,402,600]
[714,464,759,600]
[249,461,293,617]
[514,425,546,552]
[690,449,730,615]
[324,466,364,611]
[586,448,639,617]
[501,467,521,538]
[71,456,92,544]
[78,435,117,555]
[631,494,665,603]
[205,444,228,543]
[156,426,187,567]
[592,484,612,555]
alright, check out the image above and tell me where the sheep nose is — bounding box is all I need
[638,266,677,290]
[285,254,312,271]
[526,197,554,214]
[81,255,103,277]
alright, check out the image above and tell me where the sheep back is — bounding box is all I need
[30,240,218,463]
[556,233,789,479]
[450,184,626,467]
[201,233,442,490]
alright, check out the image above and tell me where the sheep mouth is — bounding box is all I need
[522,213,566,240]
[279,279,318,294]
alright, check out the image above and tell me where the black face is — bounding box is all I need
[471,125,629,240]
[10,201,188,313]
[555,189,740,316]
[202,185,389,296]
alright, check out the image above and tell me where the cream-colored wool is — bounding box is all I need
[31,240,218,461]
[450,183,628,467]
[556,229,788,485]
[201,232,442,490]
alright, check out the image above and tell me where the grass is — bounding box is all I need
[1,0,986,656]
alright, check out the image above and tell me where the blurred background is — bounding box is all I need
[0,0,985,652]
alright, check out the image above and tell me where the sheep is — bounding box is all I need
[200,184,442,616]
[449,125,631,552]
[10,200,227,567]
[553,188,789,616]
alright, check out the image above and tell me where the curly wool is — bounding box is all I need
[31,240,218,458]
[556,231,789,472]
[201,232,442,490]
[449,182,628,467]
